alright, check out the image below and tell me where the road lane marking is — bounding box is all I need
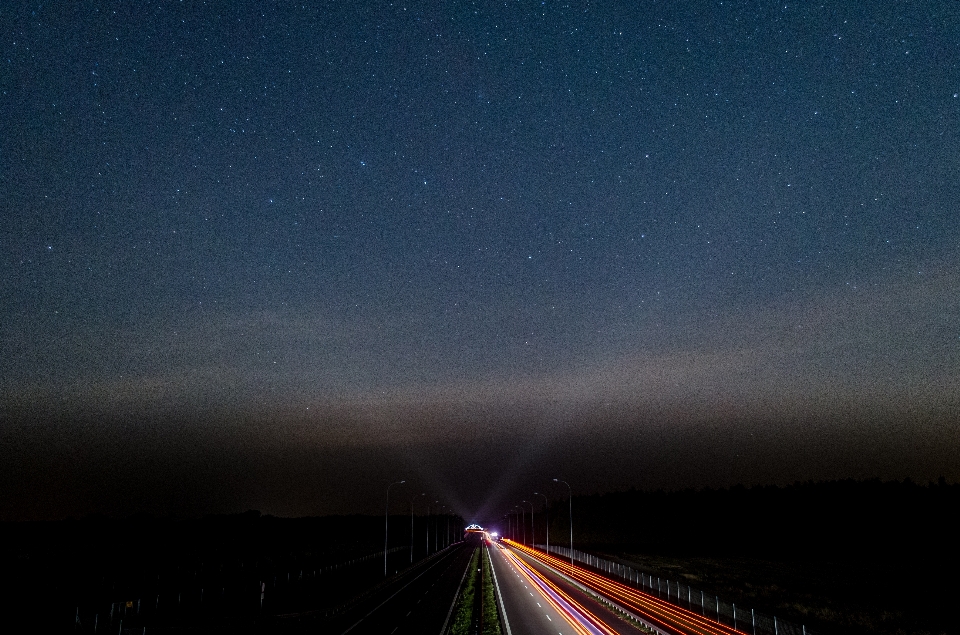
[509,541,741,635]
[501,546,618,635]
[488,542,515,635]
[339,547,458,635]
[439,549,473,635]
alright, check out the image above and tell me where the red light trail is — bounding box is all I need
[495,540,620,635]
[503,540,749,635]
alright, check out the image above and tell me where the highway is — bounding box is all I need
[499,540,748,635]
[489,538,649,635]
[285,534,748,635]
[321,541,474,635]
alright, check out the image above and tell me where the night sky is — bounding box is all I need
[2,1,959,522]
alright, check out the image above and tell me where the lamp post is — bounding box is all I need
[436,504,444,552]
[410,493,423,564]
[385,480,405,576]
[516,505,527,545]
[519,502,529,546]
[534,492,548,554]
[554,478,573,565]
[522,500,534,548]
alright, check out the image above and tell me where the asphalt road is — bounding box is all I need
[489,539,649,635]
[502,541,750,635]
[326,541,474,635]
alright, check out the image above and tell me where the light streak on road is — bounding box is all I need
[496,542,620,635]
[504,540,748,635]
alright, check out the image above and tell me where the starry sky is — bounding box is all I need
[2,1,959,521]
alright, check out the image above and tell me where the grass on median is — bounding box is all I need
[449,547,479,635]
[481,546,502,635]
[449,545,502,635]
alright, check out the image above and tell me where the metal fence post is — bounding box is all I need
[752,608,756,635]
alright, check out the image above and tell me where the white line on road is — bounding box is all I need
[439,551,472,635]
[488,543,513,635]
[340,549,456,635]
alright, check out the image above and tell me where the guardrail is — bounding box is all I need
[536,544,816,635]
[71,545,411,632]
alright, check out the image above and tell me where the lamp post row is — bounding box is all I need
[554,478,573,566]
[386,482,464,577]
[386,477,573,577]
[502,479,570,564]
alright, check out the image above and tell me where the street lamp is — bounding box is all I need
[554,478,573,566]
[517,504,526,546]
[410,492,424,564]
[533,492,548,554]
[385,480,405,576]
[436,504,444,552]
[426,499,431,555]
[522,500,534,548]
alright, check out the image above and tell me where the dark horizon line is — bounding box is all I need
[4,475,955,525]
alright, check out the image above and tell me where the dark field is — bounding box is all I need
[2,479,955,634]
[533,479,959,635]
[0,511,460,632]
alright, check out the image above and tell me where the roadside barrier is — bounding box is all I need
[536,544,814,635]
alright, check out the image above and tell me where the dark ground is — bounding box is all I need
[528,479,958,635]
[2,479,955,633]
[0,511,461,632]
